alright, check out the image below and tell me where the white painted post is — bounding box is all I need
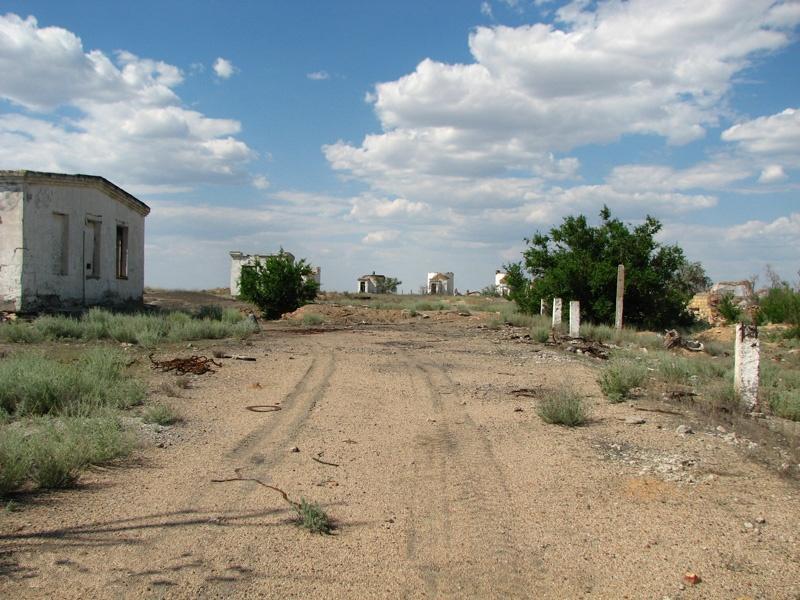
[540,298,547,315]
[734,323,760,412]
[569,301,580,338]
[552,298,562,328]
[615,264,625,330]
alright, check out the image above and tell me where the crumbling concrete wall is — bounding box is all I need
[0,185,24,310]
[21,182,146,311]
[688,280,755,325]
[1,172,148,312]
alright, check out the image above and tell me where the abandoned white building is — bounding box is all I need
[229,250,321,296]
[0,170,149,312]
[357,272,385,294]
[495,270,510,297]
[427,272,454,295]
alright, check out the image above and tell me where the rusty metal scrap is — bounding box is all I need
[149,353,222,375]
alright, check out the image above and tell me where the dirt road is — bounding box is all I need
[2,321,799,598]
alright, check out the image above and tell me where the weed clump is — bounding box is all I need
[143,404,179,426]
[536,387,589,426]
[301,313,325,326]
[295,498,333,534]
[599,357,648,402]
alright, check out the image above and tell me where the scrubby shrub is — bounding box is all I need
[0,349,145,417]
[717,293,742,324]
[531,326,550,343]
[301,313,325,326]
[143,404,179,426]
[536,387,589,426]
[195,305,223,321]
[0,428,30,496]
[598,357,648,402]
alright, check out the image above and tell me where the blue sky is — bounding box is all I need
[1,0,798,292]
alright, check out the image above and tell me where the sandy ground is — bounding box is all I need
[1,315,799,599]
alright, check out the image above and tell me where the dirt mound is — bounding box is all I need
[282,303,491,325]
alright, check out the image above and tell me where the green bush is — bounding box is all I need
[717,293,742,324]
[759,285,800,324]
[536,387,589,426]
[598,357,648,402]
[504,207,704,330]
[238,250,319,319]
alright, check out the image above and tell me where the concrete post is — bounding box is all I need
[734,323,760,412]
[615,264,625,330]
[569,301,580,338]
[540,298,546,316]
[552,298,562,328]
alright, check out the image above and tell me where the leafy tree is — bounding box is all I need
[238,251,319,319]
[376,277,402,294]
[676,261,712,295]
[505,207,699,330]
[480,284,500,297]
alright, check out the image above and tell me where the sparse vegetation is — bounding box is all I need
[0,349,139,497]
[598,357,648,402]
[295,498,333,534]
[143,403,179,426]
[301,313,325,326]
[0,349,145,417]
[0,308,258,346]
[536,387,589,426]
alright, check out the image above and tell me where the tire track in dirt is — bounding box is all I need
[227,346,336,466]
[105,343,337,595]
[403,354,530,598]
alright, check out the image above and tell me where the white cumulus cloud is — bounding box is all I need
[307,70,330,80]
[213,57,236,79]
[326,0,799,212]
[0,14,256,190]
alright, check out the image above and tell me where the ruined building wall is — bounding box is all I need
[19,182,145,310]
[0,184,24,310]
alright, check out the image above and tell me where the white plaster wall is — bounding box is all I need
[230,255,246,295]
[21,183,145,310]
[0,186,24,310]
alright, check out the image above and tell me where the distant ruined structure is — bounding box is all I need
[427,271,455,295]
[688,280,756,325]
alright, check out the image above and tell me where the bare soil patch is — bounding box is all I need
[1,314,799,598]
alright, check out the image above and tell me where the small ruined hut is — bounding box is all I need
[357,272,385,294]
[495,270,510,296]
[229,250,321,296]
[427,271,454,295]
[0,170,149,312]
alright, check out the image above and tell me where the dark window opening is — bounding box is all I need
[116,225,128,279]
